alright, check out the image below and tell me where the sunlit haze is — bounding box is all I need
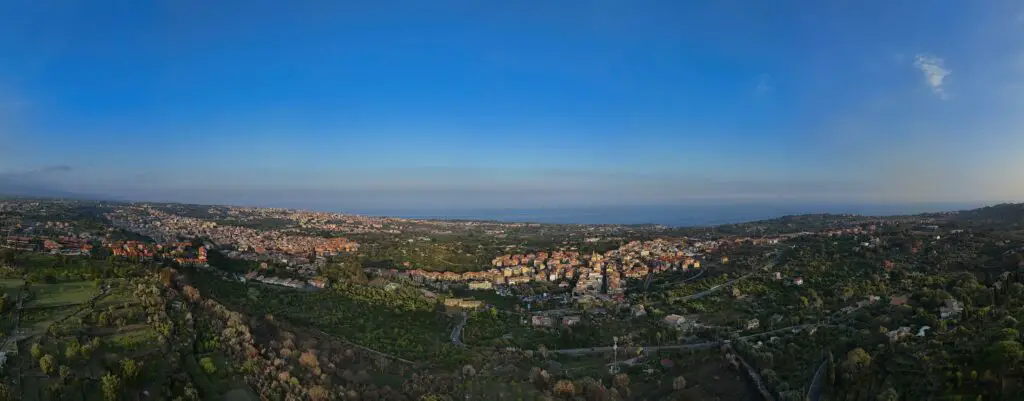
[2,1,1023,212]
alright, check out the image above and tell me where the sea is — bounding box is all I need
[338,202,982,227]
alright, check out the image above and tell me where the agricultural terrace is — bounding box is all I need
[185,267,459,364]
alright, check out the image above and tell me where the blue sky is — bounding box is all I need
[1,1,1023,209]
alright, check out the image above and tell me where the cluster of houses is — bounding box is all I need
[531,314,581,328]
[105,206,360,259]
[390,239,725,304]
[239,271,315,289]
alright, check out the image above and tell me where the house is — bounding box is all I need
[443,298,463,307]
[562,316,581,327]
[745,319,760,330]
[940,299,963,319]
[468,281,493,290]
[631,304,647,317]
[663,314,687,327]
[890,295,909,306]
[773,272,782,280]
[887,327,912,342]
[459,299,484,310]
[531,315,555,328]
[307,278,327,289]
[793,277,804,286]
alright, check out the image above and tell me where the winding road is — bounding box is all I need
[548,323,849,356]
[451,312,467,347]
[550,341,720,356]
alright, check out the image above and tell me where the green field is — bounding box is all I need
[27,281,96,308]
[0,278,24,301]
[0,278,25,289]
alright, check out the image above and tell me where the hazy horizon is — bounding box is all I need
[2,1,1024,208]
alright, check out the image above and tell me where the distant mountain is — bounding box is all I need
[700,203,1024,235]
[0,180,83,199]
[0,176,113,201]
[945,203,1024,227]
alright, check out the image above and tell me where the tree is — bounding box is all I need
[121,358,140,382]
[65,339,81,361]
[309,385,329,401]
[553,380,575,399]
[298,351,319,370]
[0,249,14,266]
[39,354,57,375]
[987,340,1023,389]
[101,372,121,401]
[0,383,11,401]
[98,311,111,327]
[199,357,217,374]
[673,376,687,390]
[59,365,72,382]
[843,348,872,374]
[30,343,42,359]
[530,367,551,391]
[612,373,630,390]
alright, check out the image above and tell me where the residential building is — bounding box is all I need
[887,327,912,342]
[940,299,963,319]
[307,278,327,289]
[531,315,554,328]
[459,299,484,310]
[663,314,687,327]
[468,281,493,290]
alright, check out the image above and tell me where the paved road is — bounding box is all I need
[550,341,719,356]
[451,312,467,347]
[807,358,828,401]
[549,322,844,356]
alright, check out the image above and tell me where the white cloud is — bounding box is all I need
[913,54,951,99]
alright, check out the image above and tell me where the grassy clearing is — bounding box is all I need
[103,325,162,354]
[26,281,96,308]
[0,278,25,293]
[20,304,78,335]
[223,387,261,401]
